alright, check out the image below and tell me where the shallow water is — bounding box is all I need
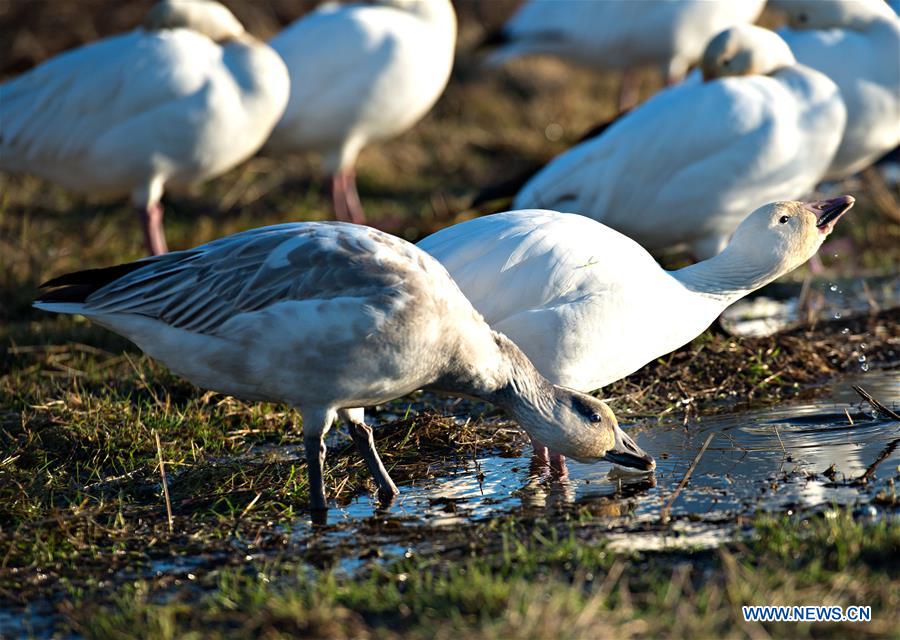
[722,275,900,337]
[316,369,900,535]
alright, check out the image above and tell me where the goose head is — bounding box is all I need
[722,197,855,283]
[531,390,656,471]
[144,0,246,42]
[773,0,895,30]
[701,25,796,81]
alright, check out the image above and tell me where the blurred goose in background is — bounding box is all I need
[266,0,457,225]
[772,0,900,179]
[510,25,846,260]
[485,0,765,111]
[34,222,654,515]
[0,0,289,256]
[420,197,854,393]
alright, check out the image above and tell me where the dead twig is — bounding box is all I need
[773,425,787,457]
[853,437,900,486]
[852,385,900,421]
[660,433,715,523]
[848,386,900,485]
[155,431,174,534]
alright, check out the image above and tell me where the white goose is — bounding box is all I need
[487,0,765,110]
[419,197,854,393]
[266,0,457,225]
[511,25,847,260]
[0,0,289,256]
[772,0,900,179]
[34,222,654,515]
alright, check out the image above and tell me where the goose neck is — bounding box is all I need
[484,333,556,422]
[673,248,773,303]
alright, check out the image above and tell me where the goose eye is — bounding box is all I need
[797,13,808,23]
[722,59,731,67]
[779,215,790,224]
[590,413,603,423]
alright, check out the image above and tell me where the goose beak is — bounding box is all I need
[604,425,656,471]
[804,195,855,234]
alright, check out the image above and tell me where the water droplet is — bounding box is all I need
[860,343,867,350]
[841,328,850,335]
[861,362,870,372]
[833,253,839,259]
[829,284,838,292]
[858,354,867,363]
[544,122,564,141]
[834,311,842,319]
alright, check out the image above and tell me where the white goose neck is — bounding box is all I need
[673,248,777,304]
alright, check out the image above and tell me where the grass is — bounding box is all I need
[1,1,899,637]
[26,509,895,639]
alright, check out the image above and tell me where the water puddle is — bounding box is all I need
[721,274,899,337]
[306,369,900,544]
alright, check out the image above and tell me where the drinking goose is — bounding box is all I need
[266,0,457,225]
[511,25,846,260]
[420,197,854,393]
[34,221,654,516]
[0,0,290,255]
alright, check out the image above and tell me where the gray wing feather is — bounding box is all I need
[83,223,407,334]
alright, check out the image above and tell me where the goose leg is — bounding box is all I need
[330,168,366,225]
[305,433,328,514]
[618,68,640,113]
[136,201,168,256]
[549,451,568,479]
[302,408,335,517]
[342,411,399,502]
[530,435,550,463]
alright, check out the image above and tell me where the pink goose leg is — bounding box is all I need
[136,201,168,256]
[330,168,366,225]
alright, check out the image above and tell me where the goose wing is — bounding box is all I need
[0,29,222,182]
[36,223,410,336]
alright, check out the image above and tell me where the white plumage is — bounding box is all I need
[773,0,900,179]
[488,0,765,109]
[0,0,290,255]
[512,25,846,259]
[35,222,654,515]
[420,198,854,393]
[267,0,457,224]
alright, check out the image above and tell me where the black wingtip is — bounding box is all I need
[36,260,154,303]
[39,261,152,290]
[478,28,510,51]
[471,164,544,209]
[575,112,625,143]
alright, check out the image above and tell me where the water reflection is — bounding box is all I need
[323,370,899,528]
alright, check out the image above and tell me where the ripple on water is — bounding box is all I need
[305,369,900,538]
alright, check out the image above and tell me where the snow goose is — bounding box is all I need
[266,0,457,225]
[511,25,847,260]
[0,0,289,256]
[419,197,854,393]
[34,222,654,515]
[772,0,900,179]
[486,0,765,110]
